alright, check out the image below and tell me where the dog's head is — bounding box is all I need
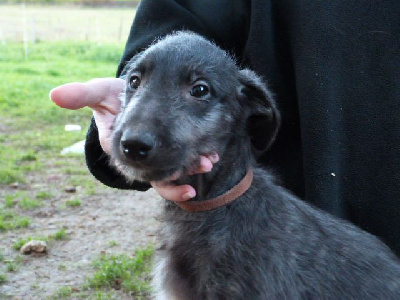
[111,32,280,182]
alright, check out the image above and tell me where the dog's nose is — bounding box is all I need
[120,130,155,161]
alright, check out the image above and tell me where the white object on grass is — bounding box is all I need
[61,140,85,155]
[64,124,82,132]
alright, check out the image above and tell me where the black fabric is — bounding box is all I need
[85,0,400,255]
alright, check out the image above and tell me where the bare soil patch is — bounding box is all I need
[0,172,161,299]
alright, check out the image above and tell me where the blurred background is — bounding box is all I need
[0,1,160,299]
[0,1,138,44]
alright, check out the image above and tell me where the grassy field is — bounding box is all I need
[0,8,157,297]
[0,41,123,184]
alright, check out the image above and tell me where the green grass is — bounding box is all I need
[108,240,118,247]
[66,199,82,207]
[6,260,18,272]
[47,246,153,299]
[48,287,120,300]
[12,237,33,251]
[0,169,22,185]
[4,194,17,208]
[0,41,123,186]
[86,247,153,296]
[50,229,69,241]
[0,250,6,285]
[20,197,42,210]
[36,191,53,200]
[91,291,120,299]
[0,39,140,297]
[4,256,23,273]
[51,286,73,298]
[0,45,117,125]
[3,192,43,210]
[0,273,6,284]
[0,210,30,231]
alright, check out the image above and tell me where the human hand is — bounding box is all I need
[151,153,219,202]
[50,77,124,154]
[50,78,219,201]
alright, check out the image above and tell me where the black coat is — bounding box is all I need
[85,0,400,255]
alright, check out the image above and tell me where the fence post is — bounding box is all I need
[96,16,101,44]
[22,3,28,59]
[118,18,123,42]
[30,17,36,44]
[0,27,5,45]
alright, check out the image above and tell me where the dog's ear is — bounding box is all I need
[237,69,281,157]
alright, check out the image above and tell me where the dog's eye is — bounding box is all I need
[190,84,209,98]
[129,75,141,90]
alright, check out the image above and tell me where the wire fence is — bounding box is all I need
[0,4,137,44]
[0,0,139,6]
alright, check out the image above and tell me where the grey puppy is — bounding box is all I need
[111,32,400,299]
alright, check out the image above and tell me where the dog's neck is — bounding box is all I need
[173,136,254,208]
[175,168,253,211]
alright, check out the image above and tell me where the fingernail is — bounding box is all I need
[182,190,196,201]
[210,153,219,163]
[201,163,212,173]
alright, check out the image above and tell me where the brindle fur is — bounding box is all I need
[111,32,400,299]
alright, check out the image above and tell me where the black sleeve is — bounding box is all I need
[85,0,250,190]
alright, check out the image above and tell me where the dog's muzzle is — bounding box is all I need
[120,129,156,162]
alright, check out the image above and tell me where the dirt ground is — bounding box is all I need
[0,177,161,299]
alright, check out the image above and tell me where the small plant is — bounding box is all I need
[66,199,81,207]
[93,291,119,299]
[36,191,53,200]
[5,256,22,273]
[4,194,16,208]
[6,260,17,272]
[0,169,22,185]
[19,197,42,210]
[50,229,69,241]
[87,246,154,296]
[85,185,96,196]
[0,273,6,284]
[3,192,42,210]
[108,240,118,247]
[51,286,73,298]
[19,152,37,162]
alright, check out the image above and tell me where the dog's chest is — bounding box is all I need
[153,249,213,300]
[154,215,231,299]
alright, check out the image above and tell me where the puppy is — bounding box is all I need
[111,32,400,299]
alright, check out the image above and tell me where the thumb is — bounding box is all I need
[50,78,124,114]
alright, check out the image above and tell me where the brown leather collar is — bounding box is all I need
[174,168,253,212]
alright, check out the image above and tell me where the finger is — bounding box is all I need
[93,110,116,155]
[151,181,196,202]
[187,155,217,175]
[205,152,220,164]
[167,170,183,181]
[50,78,124,114]
[198,155,213,172]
